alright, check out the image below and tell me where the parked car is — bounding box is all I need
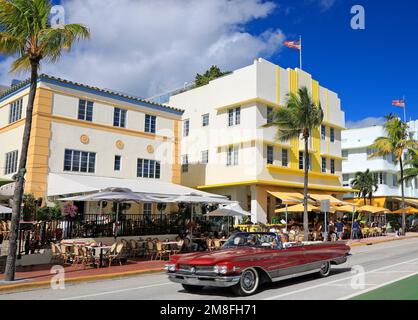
[165,232,350,296]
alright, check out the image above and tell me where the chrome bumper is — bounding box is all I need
[168,273,241,287]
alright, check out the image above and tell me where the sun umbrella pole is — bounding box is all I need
[351,205,356,240]
[115,202,119,239]
[285,204,288,232]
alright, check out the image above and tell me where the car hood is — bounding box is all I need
[173,247,262,265]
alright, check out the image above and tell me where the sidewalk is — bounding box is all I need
[347,232,418,247]
[0,259,165,292]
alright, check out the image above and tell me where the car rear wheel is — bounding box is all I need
[182,284,204,292]
[318,261,331,278]
[232,268,259,296]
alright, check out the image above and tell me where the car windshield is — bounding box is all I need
[222,232,280,249]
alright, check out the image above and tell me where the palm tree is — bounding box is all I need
[0,0,89,281]
[350,169,378,205]
[369,114,417,235]
[400,149,418,183]
[264,86,324,239]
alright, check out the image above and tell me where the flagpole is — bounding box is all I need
[299,35,302,70]
[403,96,407,123]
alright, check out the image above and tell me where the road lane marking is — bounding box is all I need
[61,282,174,300]
[264,257,418,300]
[337,271,418,300]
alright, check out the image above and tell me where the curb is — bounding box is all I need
[348,234,418,247]
[0,267,164,294]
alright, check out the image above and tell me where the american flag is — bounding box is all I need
[392,99,406,108]
[284,40,301,50]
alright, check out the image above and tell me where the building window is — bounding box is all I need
[202,114,209,127]
[373,172,387,185]
[181,155,189,173]
[227,146,239,166]
[201,150,208,164]
[321,157,327,173]
[330,128,335,143]
[342,150,349,158]
[228,107,240,126]
[299,152,304,170]
[183,119,190,137]
[282,149,288,167]
[78,99,93,122]
[113,108,127,128]
[114,155,121,171]
[267,145,274,164]
[64,149,96,173]
[392,174,398,187]
[143,203,152,216]
[137,158,161,179]
[321,125,326,140]
[267,106,273,124]
[330,159,335,174]
[8,99,23,124]
[4,150,18,175]
[145,114,156,133]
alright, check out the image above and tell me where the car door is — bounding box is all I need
[272,244,307,279]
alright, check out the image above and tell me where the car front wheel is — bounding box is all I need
[182,284,204,292]
[318,261,331,278]
[232,268,260,296]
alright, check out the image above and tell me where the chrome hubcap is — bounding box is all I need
[242,271,255,290]
[321,262,330,274]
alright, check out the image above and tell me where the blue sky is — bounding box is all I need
[1,0,417,127]
[248,0,418,126]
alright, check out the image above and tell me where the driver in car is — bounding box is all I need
[247,235,258,246]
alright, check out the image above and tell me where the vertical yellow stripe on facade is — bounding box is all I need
[25,88,53,201]
[288,69,299,170]
[171,119,181,184]
[326,89,330,155]
[311,80,321,172]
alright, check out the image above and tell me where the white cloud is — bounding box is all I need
[319,0,337,12]
[346,117,386,129]
[0,0,284,98]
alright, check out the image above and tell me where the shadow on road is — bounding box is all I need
[177,267,353,298]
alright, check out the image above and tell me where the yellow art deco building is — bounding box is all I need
[0,75,183,215]
[168,58,351,223]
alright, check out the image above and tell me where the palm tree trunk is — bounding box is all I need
[400,157,406,235]
[303,134,309,240]
[4,59,39,281]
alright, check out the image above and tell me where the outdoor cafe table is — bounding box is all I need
[86,245,112,268]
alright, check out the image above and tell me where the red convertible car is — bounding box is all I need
[165,232,350,296]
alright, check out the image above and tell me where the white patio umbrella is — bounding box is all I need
[0,204,12,214]
[206,203,250,234]
[147,193,235,234]
[59,188,165,238]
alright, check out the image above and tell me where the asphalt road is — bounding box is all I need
[1,238,418,300]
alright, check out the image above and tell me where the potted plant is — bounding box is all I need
[62,202,78,220]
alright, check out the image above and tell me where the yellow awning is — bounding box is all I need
[334,205,357,213]
[275,204,321,213]
[394,198,418,207]
[268,191,305,205]
[357,205,390,214]
[392,206,418,214]
[309,194,345,205]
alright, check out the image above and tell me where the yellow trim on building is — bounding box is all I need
[288,68,299,170]
[311,80,321,173]
[196,179,355,194]
[25,88,53,201]
[171,119,181,184]
[44,114,172,142]
[0,118,25,133]
[41,87,181,120]
[266,164,340,180]
[321,153,346,161]
[215,97,281,112]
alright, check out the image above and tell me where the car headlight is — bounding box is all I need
[164,263,176,272]
[213,265,228,274]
